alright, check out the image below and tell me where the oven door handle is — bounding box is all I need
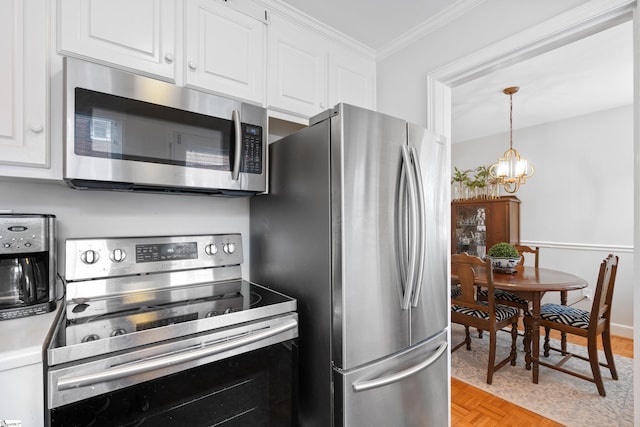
[56,318,297,391]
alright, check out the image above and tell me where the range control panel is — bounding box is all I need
[65,234,243,281]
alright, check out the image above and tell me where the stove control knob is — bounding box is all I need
[204,244,218,256]
[81,250,99,265]
[110,328,127,337]
[110,248,126,263]
[81,334,100,342]
[223,242,236,255]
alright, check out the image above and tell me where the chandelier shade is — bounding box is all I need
[489,86,534,194]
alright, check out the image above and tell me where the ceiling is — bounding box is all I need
[277,0,454,51]
[451,20,634,143]
[278,1,634,143]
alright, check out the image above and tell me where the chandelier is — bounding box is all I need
[489,86,534,194]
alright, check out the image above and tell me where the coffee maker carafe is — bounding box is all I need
[0,214,56,319]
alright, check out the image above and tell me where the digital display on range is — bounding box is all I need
[135,242,198,263]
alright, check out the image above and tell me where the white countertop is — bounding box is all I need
[0,305,60,371]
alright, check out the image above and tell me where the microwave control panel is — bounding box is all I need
[241,124,262,174]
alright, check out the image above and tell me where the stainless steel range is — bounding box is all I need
[46,234,298,427]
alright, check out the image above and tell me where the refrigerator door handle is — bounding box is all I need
[397,161,408,291]
[410,146,426,307]
[351,341,448,392]
[400,146,418,310]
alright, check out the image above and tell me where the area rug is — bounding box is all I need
[451,324,634,426]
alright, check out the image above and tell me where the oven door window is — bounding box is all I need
[51,340,297,427]
[74,88,233,171]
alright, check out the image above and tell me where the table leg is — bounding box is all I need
[530,296,541,383]
[560,290,568,354]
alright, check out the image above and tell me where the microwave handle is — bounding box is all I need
[231,110,242,181]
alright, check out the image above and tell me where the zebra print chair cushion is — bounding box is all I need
[538,303,590,329]
[477,288,529,307]
[451,284,462,298]
[451,302,519,322]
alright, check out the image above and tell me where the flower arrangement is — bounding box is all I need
[451,165,499,200]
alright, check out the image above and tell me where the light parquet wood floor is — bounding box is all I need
[451,328,633,426]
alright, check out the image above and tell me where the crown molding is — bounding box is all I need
[377,0,488,61]
[255,0,376,58]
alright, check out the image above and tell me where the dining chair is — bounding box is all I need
[536,254,619,396]
[451,252,519,384]
[515,244,539,268]
[477,245,538,342]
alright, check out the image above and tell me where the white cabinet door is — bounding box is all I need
[0,0,48,168]
[58,0,177,81]
[329,45,376,111]
[185,0,266,104]
[268,14,328,118]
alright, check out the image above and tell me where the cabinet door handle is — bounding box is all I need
[188,61,197,71]
[164,53,174,64]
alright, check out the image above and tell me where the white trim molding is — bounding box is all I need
[377,0,487,61]
[520,241,634,254]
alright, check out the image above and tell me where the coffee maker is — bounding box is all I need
[0,214,56,319]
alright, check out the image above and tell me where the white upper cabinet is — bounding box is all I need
[329,44,376,111]
[0,0,48,168]
[185,0,266,104]
[267,14,328,119]
[58,0,177,81]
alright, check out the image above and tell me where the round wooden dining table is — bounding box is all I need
[451,265,588,384]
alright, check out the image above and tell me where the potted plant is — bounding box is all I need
[451,167,471,200]
[473,166,491,198]
[486,242,521,272]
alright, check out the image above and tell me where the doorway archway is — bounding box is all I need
[426,0,638,420]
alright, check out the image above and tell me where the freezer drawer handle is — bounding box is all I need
[351,342,448,392]
[56,318,297,391]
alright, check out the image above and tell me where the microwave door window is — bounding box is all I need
[172,129,229,171]
[74,88,233,170]
[75,110,124,158]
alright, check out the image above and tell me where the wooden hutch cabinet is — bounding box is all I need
[451,196,520,257]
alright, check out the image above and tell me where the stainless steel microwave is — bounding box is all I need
[63,58,267,196]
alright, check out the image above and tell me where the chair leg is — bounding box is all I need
[464,326,471,350]
[477,328,483,339]
[602,328,619,380]
[510,321,518,366]
[588,337,606,397]
[543,327,551,357]
[486,329,497,385]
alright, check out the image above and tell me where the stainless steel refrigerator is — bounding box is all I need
[250,104,449,427]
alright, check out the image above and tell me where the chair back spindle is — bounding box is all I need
[590,254,618,327]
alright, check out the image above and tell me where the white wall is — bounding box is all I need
[451,105,634,336]
[0,180,251,278]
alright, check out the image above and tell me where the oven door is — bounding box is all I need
[47,314,297,427]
